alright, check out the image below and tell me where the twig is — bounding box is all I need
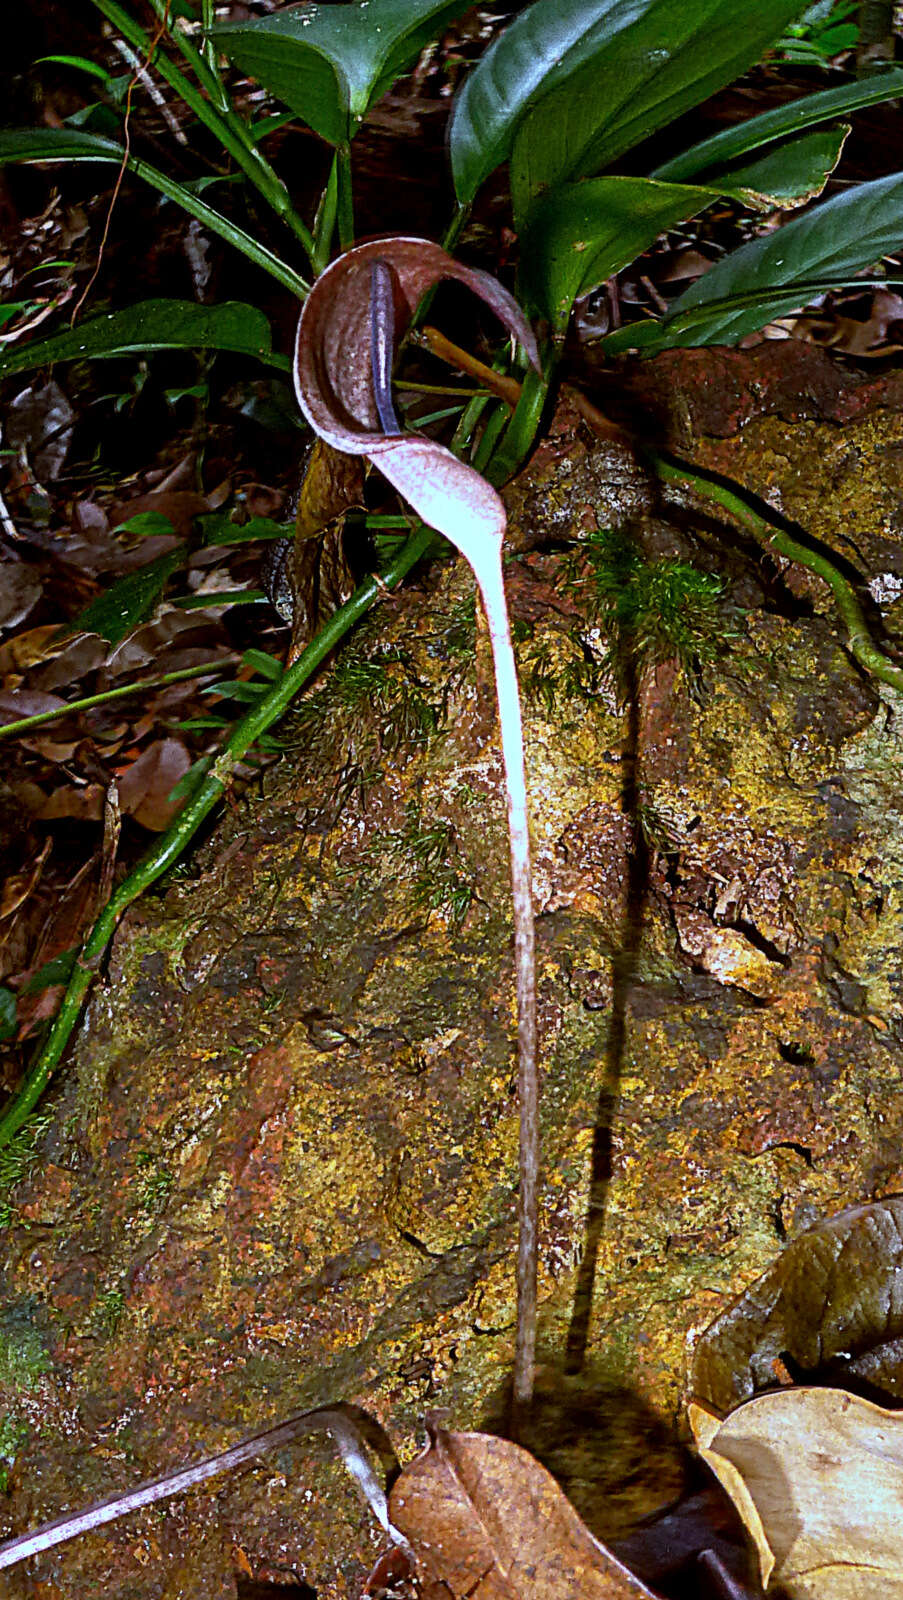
[0,1404,404,1572]
[72,4,174,326]
[110,35,188,143]
[0,661,234,742]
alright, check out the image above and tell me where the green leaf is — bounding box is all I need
[508,0,812,226]
[449,0,808,216]
[37,54,113,82]
[451,0,625,207]
[21,949,78,995]
[0,127,123,163]
[198,513,293,546]
[111,512,178,539]
[0,299,277,380]
[242,648,284,680]
[72,550,185,644]
[710,124,847,208]
[651,67,903,182]
[518,175,716,329]
[609,169,903,350]
[213,0,473,147]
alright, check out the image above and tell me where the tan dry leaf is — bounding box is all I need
[38,785,105,823]
[0,624,70,675]
[691,1386,903,1599]
[388,1427,658,1599]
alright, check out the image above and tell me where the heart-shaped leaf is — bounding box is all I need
[0,299,279,381]
[607,169,903,351]
[213,0,473,148]
[389,1425,659,1597]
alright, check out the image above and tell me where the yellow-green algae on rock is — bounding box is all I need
[2,387,903,1595]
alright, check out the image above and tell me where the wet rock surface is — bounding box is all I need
[2,347,903,1596]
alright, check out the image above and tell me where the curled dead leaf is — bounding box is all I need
[691,1386,903,1599]
[388,1426,659,1599]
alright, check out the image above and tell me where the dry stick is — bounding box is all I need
[0,1405,403,1572]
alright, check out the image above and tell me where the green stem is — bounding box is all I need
[0,525,434,1150]
[0,662,231,742]
[200,0,230,113]
[439,205,468,257]
[90,0,316,266]
[651,452,903,694]
[336,143,354,252]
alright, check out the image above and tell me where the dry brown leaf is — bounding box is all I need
[0,836,51,919]
[30,632,108,692]
[0,688,68,725]
[0,563,43,631]
[388,1427,658,1599]
[116,736,191,831]
[0,625,70,675]
[691,1196,903,1414]
[107,489,211,541]
[37,785,105,823]
[691,1386,903,1599]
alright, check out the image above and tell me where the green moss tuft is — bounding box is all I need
[571,528,730,699]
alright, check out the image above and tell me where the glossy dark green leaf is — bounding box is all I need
[72,550,185,645]
[213,0,472,147]
[21,949,78,995]
[0,127,122,163]
[471,0,808,224]
[652,66,903,182]
[692,1197,903,1416]
[0,300,277,380]
[610,169,903,350]
[518,175,716,330]
[711,124,847,209]
[451,0,628,206]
